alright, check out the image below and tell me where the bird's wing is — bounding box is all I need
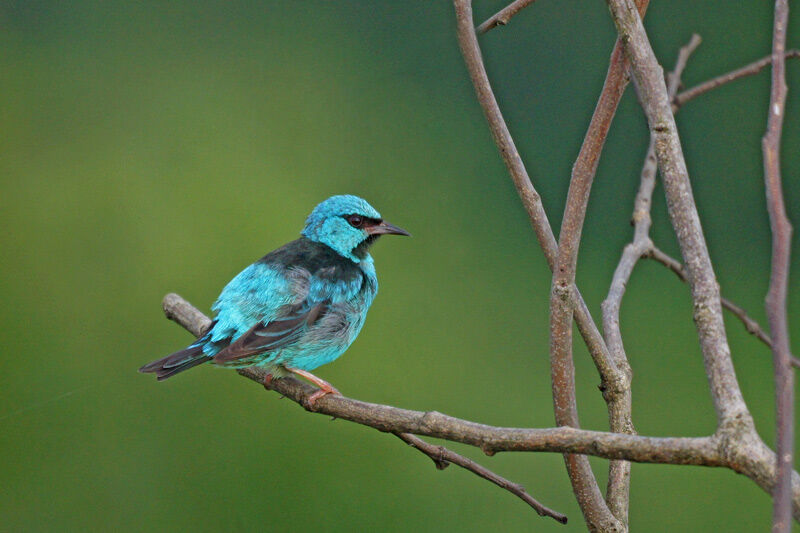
[212,301,329,364]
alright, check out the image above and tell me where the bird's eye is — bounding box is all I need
[347,215,364,228]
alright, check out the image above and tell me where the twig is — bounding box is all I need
[452,0,618,399]
[395,433,568,523]
[644,248,800,367]
[674,50,800,108]
[476,0,537,34]
[599,32,699,527]
[160,293,800,520]
[762,1,794,531]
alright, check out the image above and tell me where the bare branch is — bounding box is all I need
[455,1,643,527]
[476,0,537,34]
[600,32,699,526]
[161,292,566,521]
[548,2,651,529]
[605,0,750,431]
[645,248,800,367]
[452,0,618,399]
[395,433,568,523]
[762,1,794,530]
[674,49,800,108]
[164,294,718,464]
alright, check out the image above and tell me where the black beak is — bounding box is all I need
[367,220,411,237]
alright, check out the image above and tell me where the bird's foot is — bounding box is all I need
[286,367,340,409]
[306,386,340,409]
[262,373,274,389]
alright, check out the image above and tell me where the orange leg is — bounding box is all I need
[286,367,341,408]
[262,373,274,389]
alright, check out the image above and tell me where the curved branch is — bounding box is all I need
[599,32,699,526]
[395,433,568,523]
[549,2,650,529]
[452,0,616,416]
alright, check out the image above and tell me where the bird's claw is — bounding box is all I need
[262,373,274,389]
[306,386,340,409]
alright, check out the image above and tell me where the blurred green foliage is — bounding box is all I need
[1,1,799,531]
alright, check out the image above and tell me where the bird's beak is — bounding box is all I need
[367,220,411,237]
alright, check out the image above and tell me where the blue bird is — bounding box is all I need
[140,195,409,405]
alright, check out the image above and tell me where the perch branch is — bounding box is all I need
[162,294,567,523]
[762,1,794,530]
[477,0,537,34]
[164,295,719,463]
[161,293,800,520]
[395,433,568,523]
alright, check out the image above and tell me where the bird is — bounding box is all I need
[139,195,409,406]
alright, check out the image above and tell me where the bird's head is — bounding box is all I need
[301,195,410,262]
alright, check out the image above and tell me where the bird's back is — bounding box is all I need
[205,237,378,370]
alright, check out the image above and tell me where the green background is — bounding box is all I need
[2,1,799,531]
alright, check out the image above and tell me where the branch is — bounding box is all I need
[605,0,749,430]
[599,32,699,526]
[395,433,568,523]
[674,49,800,108]
[476,0,537,34]
[164,294,722,463]
[645,247,800,367]
[549,2,650,529]
[161,293,800,520]
[452,0,616,422]
[762,1,794,530]
[161,294,567,523]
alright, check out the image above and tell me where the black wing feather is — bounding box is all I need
[212,301,328,364]
[139,343,208,381]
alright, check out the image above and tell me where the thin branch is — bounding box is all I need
[549,2,650,529]
[452,0,618,400]
[161,293,800,520]
[599,32,699,526]
[605,0,749,431]
[476,0,537,34]
[674,49,800,108]
[762,1,794,530]
[395,433,568,523]
[645,248,800,367]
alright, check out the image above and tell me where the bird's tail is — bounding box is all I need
[139,343,209,381]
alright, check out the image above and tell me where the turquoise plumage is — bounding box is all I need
[140,195,409,404]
